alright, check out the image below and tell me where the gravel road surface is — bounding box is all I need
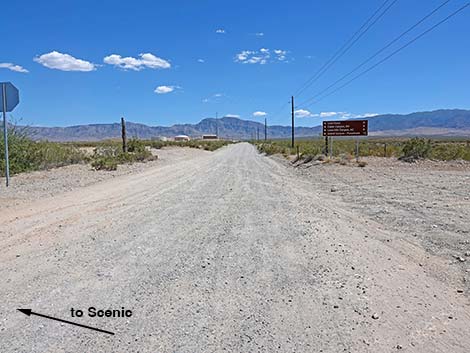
[1,143,469,352]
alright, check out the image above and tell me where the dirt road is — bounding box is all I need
[1,143,469,352]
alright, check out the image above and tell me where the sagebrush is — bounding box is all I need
[255,137,470,162]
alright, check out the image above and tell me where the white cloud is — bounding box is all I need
[34,51,96,71]
[274,49,287,61]
[255,32,264,37]
[235,50,252,62]
[248,56,266,64]
[320,111,340,117]
[197,58,205,63]
[140,53,171,69]
[0,63,28,73]
[253,111,267,117]
[104,53,171,71]
[235,48,289,65]
[225,114,240,118]
[216,29,226,34]
[154,85,177,94]
[317,112,376,119]
[305,111,349,118]
[235,50,268,65]
[202,93,224,103]
[295,109,314,118]
[357,113,379,118]
[295,111,379,119]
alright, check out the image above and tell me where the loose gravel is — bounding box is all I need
[1,144,469,352]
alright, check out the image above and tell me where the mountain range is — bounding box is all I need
[24,109,470,141]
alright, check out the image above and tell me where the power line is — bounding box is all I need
[297,0,453,107]
[293,0,392,97]
[301,2,470,108]
[265,100,291,123]
[264,0,398,126]
[294,0,398,98]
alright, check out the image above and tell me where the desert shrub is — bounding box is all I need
[92,145,119,158]
[127,138,146,153]
[134,148,154,161]
[404,138,431,158]
[255,138,469,162]
[338,153,351,165]
[255,139,406,159]
[90,142,154,170]
[91,157,118,171]
[430,142,470,161]
[257,142,281,155]
[357,161,367,167]
[187,140,232,151]
[401,138,432,161]
[0,126,86,175]
[0,126,232,176]
[147,139,232,152]
[150,140,166,149]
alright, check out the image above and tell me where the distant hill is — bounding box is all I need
[25,117,321,141]
[367,109,470,136]
[24,109,470,141]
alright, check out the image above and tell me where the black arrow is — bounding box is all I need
[17,309,114,335]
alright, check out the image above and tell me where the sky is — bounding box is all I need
[1,0,469,128]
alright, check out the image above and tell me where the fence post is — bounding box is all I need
[121,117,127,153]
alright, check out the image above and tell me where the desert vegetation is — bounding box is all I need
[0,126,86,175]
[255,137,470,163]
[88,138,155,171]
[0,126,233,175]
[148,139,232,152]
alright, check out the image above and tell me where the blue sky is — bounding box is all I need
[1,0,469,127]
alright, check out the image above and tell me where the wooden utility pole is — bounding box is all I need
[121,117,127,153]
[264,117,267,141]
[291,96,295,148]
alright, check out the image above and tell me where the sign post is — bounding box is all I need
[1,82,20,187]
[330,137,333,158]
[322,120,368,159]
[323,120,368,137]
[355,139,360,162]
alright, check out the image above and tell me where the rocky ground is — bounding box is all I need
[287,155,470,291]
[0,147,209,209]
[0,144,469,352]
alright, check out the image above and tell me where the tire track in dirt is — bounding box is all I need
[1,143,469,352]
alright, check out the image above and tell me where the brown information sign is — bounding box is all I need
[323,120,368,136]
